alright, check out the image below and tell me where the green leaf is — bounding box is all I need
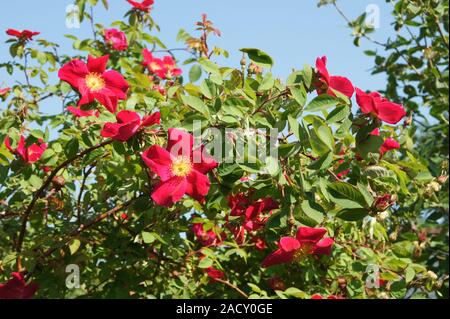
[258,72,275,91]
[240,48,274,68]
[198,257,213,269]
[189,64,202,83]
[300,199,325,225]
[308,151,333,170]
[336,208,369,221]
[142,231,156,244]
[69,239,81,255]
[328,182,368,209]
[304,95,340,112]
[181,95,210,118]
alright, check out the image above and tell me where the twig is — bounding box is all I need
[41,196,141,258]
[213,278,249,298]
[16,139,113,269]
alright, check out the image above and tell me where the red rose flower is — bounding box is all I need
[206,267,225,282]
[315,56,354,98]
[142,49,182,79]
[192,222,224,247]
[356,88,406,124]
[252,236,268,251]
[67,106,100,118]
[373,194,394,212]
[127,0,154,12]
[0,272,38,299]
[261,226,334,268]
[371,129,401,156]
[268,276,286,291]
[141,128,218,206]
[104,28,128,51]
[0,87,10,97]
[6,29,40,41]
[58,55,129,114]
[227,224,246,245]
[160,56,183,79]
[101,110,160,142]
[4,135,47,164]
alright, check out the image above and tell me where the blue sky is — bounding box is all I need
[0,0,395,112]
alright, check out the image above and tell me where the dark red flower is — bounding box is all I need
[268,276,286,291]
[0,272,38,299]
[58,55,129,114]
[4,135,47,164]
[261,226,334,268]
[373,194,394,212]
[142,128,218,206]
[127,0,154,12]
[101,110,160,142]
[6,29,40,41]
[315,56,354,98]
[104,28,128,51]
[67,106,99,118]
[356,88,406,124]
[206,267,225,282]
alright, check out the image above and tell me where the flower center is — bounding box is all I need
[293,243,314,261]
[150,62,162,71]
[171,156,192,177]
[85,73,105,91]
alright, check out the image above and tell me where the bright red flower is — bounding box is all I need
[67,106,100,118]
[0,87,10,96]
[160,56,183,78]
[101,110,160,142]
[311,294,344,299]
[268,276,286,291]
[4,135,47,164]
[126,0,154,12]
[252,236,268,251]
[142,49,182,79]
[371,129,401,156]
[141,128,218,206]
[261,226,334,268]
[355,88,406,124]
[315,56,354,98]
[0,272,38,299]
[206,267,225,282]
[58,55,129,114]
[6,29,40,41]
[192,222,224,247]
[104,28,128,51]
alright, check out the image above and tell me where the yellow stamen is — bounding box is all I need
[171,156,192,177]
[85,73,105,91]
[293,243,314,261]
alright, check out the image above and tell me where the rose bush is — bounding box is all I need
[0,0,448,299]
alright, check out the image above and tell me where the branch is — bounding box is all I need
[16,139,113,268]
[41,195,142,258]
[213,278,249,298]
